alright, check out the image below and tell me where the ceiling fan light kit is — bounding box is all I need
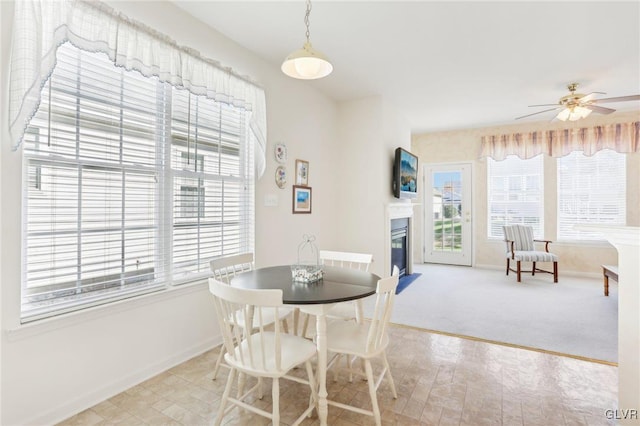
[556,105,592,122]
[282,0,333,80]
[516,82,640,122]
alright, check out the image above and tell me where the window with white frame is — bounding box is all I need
[487,155,544,238]
[21,43,255,322]
[557,150,626,241]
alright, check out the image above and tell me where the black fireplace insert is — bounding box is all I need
[391,218,409,278]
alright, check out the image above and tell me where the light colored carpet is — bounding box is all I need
[364,263,618,363]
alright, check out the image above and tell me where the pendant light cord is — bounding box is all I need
[304,0,312,44]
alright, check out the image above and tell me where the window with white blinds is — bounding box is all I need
[557,150,626,241]
[487,155,544,239]
[21,42,254,322]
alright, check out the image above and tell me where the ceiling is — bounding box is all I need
[172,1,640,133]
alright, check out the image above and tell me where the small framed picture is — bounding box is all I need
[295,159,309,186]
[292,185,312,214]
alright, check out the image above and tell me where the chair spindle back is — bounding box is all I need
[210,253,254,283]
[365,268,399,353]
[319,250,373,272]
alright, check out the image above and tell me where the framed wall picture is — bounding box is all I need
[292,185,312,214]
[295,159,309,186]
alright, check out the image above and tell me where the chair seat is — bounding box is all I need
[227,331,318,377]
[230,306,293,330]
[508,250,558,262]
[325,319,389,358]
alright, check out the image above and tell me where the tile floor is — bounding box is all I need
[57,324,617,426]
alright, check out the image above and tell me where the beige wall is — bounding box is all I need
[412,110,640,275]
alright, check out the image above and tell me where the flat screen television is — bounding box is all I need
[392,147,418,199]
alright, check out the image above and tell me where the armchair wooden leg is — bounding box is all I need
[506,259,510,276]
[532,261,536,276]
[553,262,558,283]
[517,261,522,283]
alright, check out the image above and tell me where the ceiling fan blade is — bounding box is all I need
[515,107,560,120]
[578,92,606,103]
[527,103,558,107]
[594,95,640,104]
[587,105,616,114]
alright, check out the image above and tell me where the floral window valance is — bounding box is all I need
[480,121,640,161]
[9,0,267,177]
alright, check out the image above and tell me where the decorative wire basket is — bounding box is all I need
[291,234,323,283]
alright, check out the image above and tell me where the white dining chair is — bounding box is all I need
[321,250,373,321]
[208,278,318,426]
[209,253,292,380]
[325,268,399,426]
[298,250,373,337]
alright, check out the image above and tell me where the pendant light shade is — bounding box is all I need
[282,0,333,80]
[282,42,333,80]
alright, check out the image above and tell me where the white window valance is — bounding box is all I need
[480,121,640,161]
[9,0,267,177]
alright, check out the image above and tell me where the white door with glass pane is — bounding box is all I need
[424,163,472,266]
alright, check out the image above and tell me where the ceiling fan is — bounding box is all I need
[515,82,640,121]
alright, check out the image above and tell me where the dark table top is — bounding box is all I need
[230,265,380,305]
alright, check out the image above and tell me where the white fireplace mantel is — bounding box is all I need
[576,225,640,424]
[388,202,416,221]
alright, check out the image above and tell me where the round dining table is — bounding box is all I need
[231,264,380,426]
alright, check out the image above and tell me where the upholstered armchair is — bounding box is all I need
[503,225,558,283]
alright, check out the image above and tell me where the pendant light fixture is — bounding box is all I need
[281,0,333,80]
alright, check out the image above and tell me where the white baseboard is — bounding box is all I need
[473,263,503,271]
[26,336,221,426]
[474,263,601,279]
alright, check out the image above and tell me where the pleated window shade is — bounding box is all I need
[21,42,254,322]
[557,150,626,241]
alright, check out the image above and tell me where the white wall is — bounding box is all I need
[0,1,345,424]
[0,1,8,422]
[255,75,340,266]
[335,97,411,277]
